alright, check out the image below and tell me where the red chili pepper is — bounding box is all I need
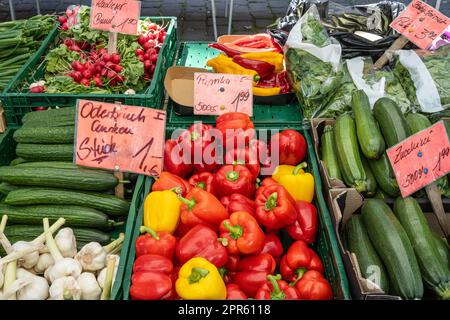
[132,254,173,274]
[255,184,297,229]
[219,211,265,255]
[220,193,256,217]
[175,224,228,268]
[276,71,291,93]
[280,240,324,283]
[208,42,242,57]
[255,274,300,300]
[152,171,192,196]
[163,139,193,178]
[232,56,275,79]
[294,270,333,300]
[270,130,307,166]
[135,226,177,259]
[285,201,318,244]
[214,164,256,199]
[178,187,229,229]
[261,233,283,263]
[224,146,260,179]
[226,284,248,300]
[188,172,216,196]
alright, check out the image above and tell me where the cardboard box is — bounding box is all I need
[329,188,449,300]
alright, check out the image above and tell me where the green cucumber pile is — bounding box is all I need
[0,108,130,251]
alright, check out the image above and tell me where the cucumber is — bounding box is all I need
[16,161,80,170]
[345,215,389,293]
[432,233,450,268]
[22,107,75,123]
[5,187,129,216]
[10,158,28,166]
[373,97,410,147]
[393,197,450,299]
[13,126,75,144]
[320,125,342,180]
[0,203,116,230]
[334,114,367,192]
[0,182,19,195]
[368,152,400,197]
[16,143,74,161]
[4,225,111,245]
[362,199,423,299]
[351,90,385,159]
[360,155,377,197]
[0,167,118,191]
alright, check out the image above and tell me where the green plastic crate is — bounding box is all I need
[1,17,177,126]
[122,127,351,300]
[0,127,140,300]
[167,42,303,129]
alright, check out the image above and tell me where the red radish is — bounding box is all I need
[64,39,73,47]
[148,23,158,31]
[138,55,145,62]
[105,61,114,68]
[110,54,121,64]
[93,77,103,87]
[58,16,67,24]
[101,68,108,77]
[98,60,106,67]
[80,78,90,86]
[66,8,74,16]
[158,33,165,42]
[146,48,156,56]
[71,71,82,82]
[135,48,144,56]
[102,53,111,62]
[71,61,84,71]
[95,64,102,72]
[147,33,156,40]
[107,70,117,79]
[112,64,123,73]
[30,86,45,93]
[151,53,158,63]
[61,23,69,30]
[82,70,92,79]
[79,41,90,50]
[70,44,81,52]
[143,53,150,60]
[116,75,124,83]
[98,48,107,55]
[143,41,156,51]
[143,60,152,70]
[138,36,147,46]
[32,107,48,111]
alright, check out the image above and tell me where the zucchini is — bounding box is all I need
[362,199,423,299]
[393,197,450,299]
[373,97,410,147]
[432,233,450,268]
[345,215,389,293]
[320,125,342,180]
[10,158,28,166]
[4,225,111,245]
[16,143,74,161]
[0,203,116,230]
[360,155,377,197]
[0,167,118,191]
[334,114,367,192]
[368,152,400,197]
[5,187,130,216]
[374,189,388,200]
[13,126,75,144]
[351,90,385,159]
[0,182,19,195]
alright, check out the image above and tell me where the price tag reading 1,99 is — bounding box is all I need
[194,73,253,116]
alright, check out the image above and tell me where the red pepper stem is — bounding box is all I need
[290,268,307,287]
[264,192,278,211]
[293,162,308,175]
[226,170,240,182]
[196,182,206,190]
[177,194,196,210]
[139,226,160,240]
[268,274,285,300]
[188,267,210,284]
[223,221,243,240]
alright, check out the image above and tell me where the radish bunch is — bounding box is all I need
[135,22,167,80]
[58,5,80,31]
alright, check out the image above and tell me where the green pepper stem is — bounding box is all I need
[170,187,183,195]
[292,162,308,175]
[188,267,210,284]
[140,226,160,240]
[226,171,240,182]
[219,267,228,278]
[196,182,206,190]
[217,237,229,246]
[232,160,245,166]
[289,268,307,287]
[177,194,196,210]
[223,222,243,240]
[264,192,278,211]
[191,131,201,141]
[268,274,285,300]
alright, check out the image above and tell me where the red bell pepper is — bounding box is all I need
[178,187,229,229]
[130,271,173,300]
[152,171,192,196]
[294,270,333,300]
[188,172,216,196]
[135,226,177,259]
[215,112,255,148]
[175,224,228,268]
[163,139,193,178]
[261,233,283,263]
[226,284,248,300]
[219,211,265,255]
[226,254,240,272]
[255,184,297,229]
[132,254,173,274]
[260,177,278,187]
[170,266,181,300]
[174,219,191,238]
[280,240,324,282]
[254,274,300,300]
[220,193,255,217]
[213,164,256,199]
[233,253,276,298]
[232,56,275,79]
[224,146,260,179]
[208,43,242,57]
[270,130,307,166]
[285,201,318,244]
[219,267,234,284]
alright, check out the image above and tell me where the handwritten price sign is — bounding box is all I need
[90,0,141,35]
[75,100,166,177]
[390,0,449,50]
[387,121,450,197]
[194,73,253,116]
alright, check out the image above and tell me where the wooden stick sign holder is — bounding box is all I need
[113,101,124,199]
[107,32,118,55]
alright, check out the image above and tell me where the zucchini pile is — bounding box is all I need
[0,108,130,250]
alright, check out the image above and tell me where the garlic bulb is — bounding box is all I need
[0,278,33,300]
[44,266,52,283]
[0,262,3,289]
[76,242,106,272]
[11,241,39,269]
[97,255,120,289]
[34,253,54,274]
[78,272,101,300]
[55,228,77,258]
[49,276,81,300]
[16,268,49,300]
[48,258,82,283]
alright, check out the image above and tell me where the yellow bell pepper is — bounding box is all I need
[143,190,181,234]
[272,163,315,202]
[207,54,259,81]
[240,52,284,72]
[175,257,226,300]
[252,86,281,96]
